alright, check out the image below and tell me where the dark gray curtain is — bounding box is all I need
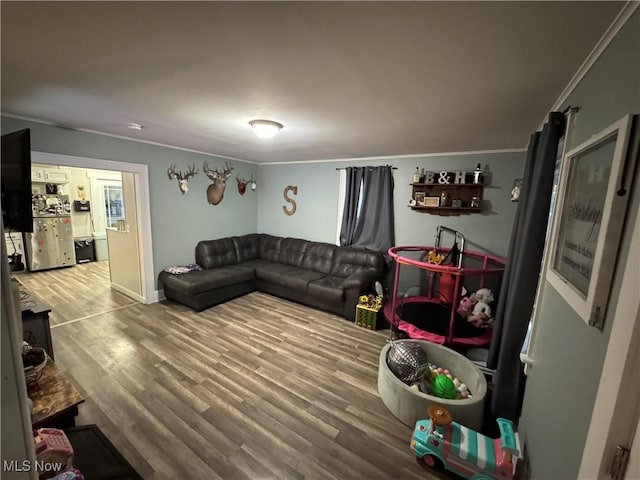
[487,112,565,420]
[340,167,365,247]
[340,166,395,253]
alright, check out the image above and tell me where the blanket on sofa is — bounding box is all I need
[163,263,203,275]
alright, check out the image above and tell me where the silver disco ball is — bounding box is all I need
[386,341,429,384]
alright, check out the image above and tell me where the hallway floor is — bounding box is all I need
[15,260,138,326]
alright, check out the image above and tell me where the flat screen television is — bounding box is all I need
[1,129,33,233]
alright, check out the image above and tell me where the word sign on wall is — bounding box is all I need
[419,170,481,185]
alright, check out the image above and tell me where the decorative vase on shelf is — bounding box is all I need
[473,164,483,184]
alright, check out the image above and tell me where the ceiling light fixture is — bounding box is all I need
[249,119,283,139]
[128,123,143,131]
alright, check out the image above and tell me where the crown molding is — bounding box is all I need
[1,112,259,165]
[259,148,526,166]
[542,1,639,126]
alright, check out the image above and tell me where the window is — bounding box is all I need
[87,170,124,235]
[103,183,124,228]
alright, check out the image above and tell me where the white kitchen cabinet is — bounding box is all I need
[31,167,46,183]
[31,167,71,184]
[44,168,70,183]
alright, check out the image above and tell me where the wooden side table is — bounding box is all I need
[30,361,84,429]
[19,285,54,360]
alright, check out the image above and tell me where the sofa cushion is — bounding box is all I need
[232,234,260,263]
[308,275,345,304]
[162,266,253,296]
[254,262,290,284]
[278,238,309,268]
[196,238,238,269]
[302,242,337,274]
[254,263,325,293]
[237,258,278,272]
[279,268,325,293]
[330,247,384,278]
[259,234,283,262]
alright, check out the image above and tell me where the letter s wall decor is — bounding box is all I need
[282,185,298,216]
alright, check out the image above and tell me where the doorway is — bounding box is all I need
[86,169,125,263]
[29,151,154,305]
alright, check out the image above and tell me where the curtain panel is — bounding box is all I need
[487,112,566,420]
[339,166,395,254]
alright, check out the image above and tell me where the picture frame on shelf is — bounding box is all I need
[547,114,638,329]
[414,192,426,205]
[423,196,440,207]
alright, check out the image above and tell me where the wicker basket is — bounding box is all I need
[22,346,48,384]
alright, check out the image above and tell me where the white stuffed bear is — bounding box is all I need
[468,288,495,328]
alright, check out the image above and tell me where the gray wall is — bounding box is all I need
[0,117,259,287]
[258,151,525,258]
[519,10,640,479]
[1,118,524,294]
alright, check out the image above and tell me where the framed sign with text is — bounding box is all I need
[547,114,637,329]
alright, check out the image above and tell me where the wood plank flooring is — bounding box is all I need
[15,261,137,326]
[22,264,452,479]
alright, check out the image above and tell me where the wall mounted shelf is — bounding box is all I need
[410,181,484,215]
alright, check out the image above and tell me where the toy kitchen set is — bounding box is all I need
[24,188,76,271]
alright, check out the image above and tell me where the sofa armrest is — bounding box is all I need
[343,269,380,290]
[343,269,381,321]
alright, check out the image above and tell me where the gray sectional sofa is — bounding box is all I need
[158,234,385,321]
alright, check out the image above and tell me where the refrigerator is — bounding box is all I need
[24,194,76,271]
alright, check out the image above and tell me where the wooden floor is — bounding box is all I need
[22,263,452,480]
[15,261,138,326]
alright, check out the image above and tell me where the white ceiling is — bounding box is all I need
[1,2,624,163]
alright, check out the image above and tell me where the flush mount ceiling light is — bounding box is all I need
[127,123,143,131]
[249,119,283,139]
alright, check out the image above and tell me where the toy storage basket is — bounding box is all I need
[355,304,382,330]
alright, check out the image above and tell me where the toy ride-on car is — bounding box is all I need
[411,405,520,480]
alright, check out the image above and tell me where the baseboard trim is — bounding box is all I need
[110,283,144,303]
[148,289,166,303]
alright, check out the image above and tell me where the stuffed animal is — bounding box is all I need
[427,249,444,265]
[457,295,477,318]
[474,288,494,304]
[467,288,495,328]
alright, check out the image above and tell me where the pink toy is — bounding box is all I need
[384,227,506,347]
[34,428,74,476]
[457,295,477,318]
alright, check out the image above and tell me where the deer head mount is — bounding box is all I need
[236,175,247,196]
[167,163,198,194]
[203,161,234,205]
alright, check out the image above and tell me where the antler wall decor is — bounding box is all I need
[203,161,234,205]
[167,163,198,194]
[236,175,247,195]
[236,174,257,196]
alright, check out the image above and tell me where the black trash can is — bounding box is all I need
[74,238,95,264]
